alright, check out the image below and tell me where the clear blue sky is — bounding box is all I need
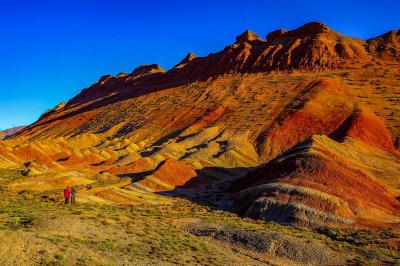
[0,0,399,130]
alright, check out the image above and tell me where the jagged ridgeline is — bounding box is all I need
[1,22,400,228]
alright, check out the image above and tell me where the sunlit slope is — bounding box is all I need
[0,22,399,227]
[233,110,400,227]
[2,72,399,225]
[9,69,400,154]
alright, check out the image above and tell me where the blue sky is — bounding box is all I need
[0,0,399,130]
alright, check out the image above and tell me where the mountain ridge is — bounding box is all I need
[60,22,400,107]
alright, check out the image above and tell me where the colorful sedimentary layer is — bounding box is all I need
[1,22,399,227]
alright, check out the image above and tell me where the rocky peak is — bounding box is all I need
[173,52,198,69]
[39,102,67,120]
[54,102,66,111]
[387,30,400,40]
[265,22,331,45]
[181,52,197,64]
[373,30,400,42]
[116,72,128,77]
[236,30,262,43]
[266,29,288,43]
[131,64,165,77]
[294,21,330,35]
[367,30,400,59]
[99,74,113,83]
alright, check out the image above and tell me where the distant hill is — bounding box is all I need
[0,126,25,140]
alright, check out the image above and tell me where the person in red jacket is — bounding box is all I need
[64,186,71,205]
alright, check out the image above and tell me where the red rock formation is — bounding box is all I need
[165,22,372,82]
[330,108,395,152]
[130,64,165,78]
[138,158,197,192]
[67,64,165,106]
[173,52,198,69]
[62,22,399,107]
[256,78,354,160]
[108,158,153,175]
[236,30,262,43]
[367,30,400,60]
[233,135,400,227]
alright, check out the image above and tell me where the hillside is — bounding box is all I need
[0,126,25,140]
[0,22,399,233]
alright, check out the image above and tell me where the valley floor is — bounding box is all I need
[0,170,399,265]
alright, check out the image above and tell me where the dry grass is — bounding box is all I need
[0,168,399,265]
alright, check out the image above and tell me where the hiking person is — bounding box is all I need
[64,186,71,205]
[71,187,77,205]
